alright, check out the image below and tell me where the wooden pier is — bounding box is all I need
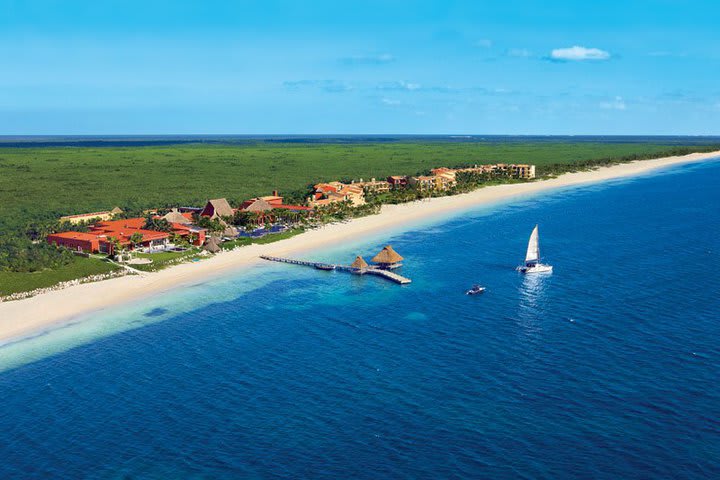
[260,255,412,285]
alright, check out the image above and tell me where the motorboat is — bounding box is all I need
[466,284,486,295]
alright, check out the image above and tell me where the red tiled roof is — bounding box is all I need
[88,218,169,244]
[314,183,338,193]
[48,231,101,241]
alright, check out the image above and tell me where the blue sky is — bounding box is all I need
[1,0,719,135]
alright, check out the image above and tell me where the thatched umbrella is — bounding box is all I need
[203,236,221,253]
[351,255,369,269]
[222,226,238,237]
[371,245,403,268]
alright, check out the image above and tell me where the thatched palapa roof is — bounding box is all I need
[203,236,221,253]
[351,255,369,269]
[202,198,234,219]
[371,245,403,264]
[242,198,273,212]
[163,209,191,224]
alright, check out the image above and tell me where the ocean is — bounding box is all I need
[1,160,719,479]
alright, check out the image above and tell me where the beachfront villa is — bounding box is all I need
[408,173,458,191]
[47,217,207,254]
[309,182,366,207]
[512,164,536,179]
[490,164,536,178]
[352,178,391,193]
[59,206,123,225]
[371,245,404,269]
[453,163,536,179]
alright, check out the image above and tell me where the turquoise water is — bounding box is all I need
[1,160,719,479]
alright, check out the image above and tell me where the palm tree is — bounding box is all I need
[129,232,144,250]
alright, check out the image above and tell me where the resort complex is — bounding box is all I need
[45,162,538,258]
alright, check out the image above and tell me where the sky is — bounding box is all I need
[1,0,719,135]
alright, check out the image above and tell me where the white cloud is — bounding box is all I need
[600,96,627,110]
[474,39,493,48]
[550,46,611,61]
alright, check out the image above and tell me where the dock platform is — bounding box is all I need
[260,255,412,285]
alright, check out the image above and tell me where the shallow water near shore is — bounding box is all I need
[1,161,719,479]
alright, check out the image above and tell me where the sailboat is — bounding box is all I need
[517,225,553,274]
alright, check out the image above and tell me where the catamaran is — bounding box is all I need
[517,225,553,274]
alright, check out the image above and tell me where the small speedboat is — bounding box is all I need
[466,285,486,295]
[315,264,335,271]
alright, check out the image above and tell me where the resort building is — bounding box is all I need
[371,245,404,270]
[455,164,496,175]
[48,222,168,255]
[200,198,235,220]
[46,231,105,253]
[352,178,391,193]
[387,176,408,189]
[59,207,123,225]
[439,163,536,179]
[48,217,206,254]
[408,175,438,191]
[435,172,457,190]
[240,198,274,212]
[240,191,313,213]
[237,191,313,226]
[485,163,536,179]
[309,182,366,207]
[512,164,536,179]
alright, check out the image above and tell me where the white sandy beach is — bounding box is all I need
[1,150,718,344]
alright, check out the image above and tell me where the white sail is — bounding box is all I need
[525,225,540,263]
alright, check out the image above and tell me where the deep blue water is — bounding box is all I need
[1,161,719,479]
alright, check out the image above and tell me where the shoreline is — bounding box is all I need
[1,150,718,345]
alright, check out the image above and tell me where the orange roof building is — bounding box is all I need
[48,217,207,254]
[309,182,366,207]
[240,191,314,213]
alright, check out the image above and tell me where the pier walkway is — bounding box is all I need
[260,255,411,285]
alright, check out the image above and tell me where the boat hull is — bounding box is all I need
[518,264,553,274]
